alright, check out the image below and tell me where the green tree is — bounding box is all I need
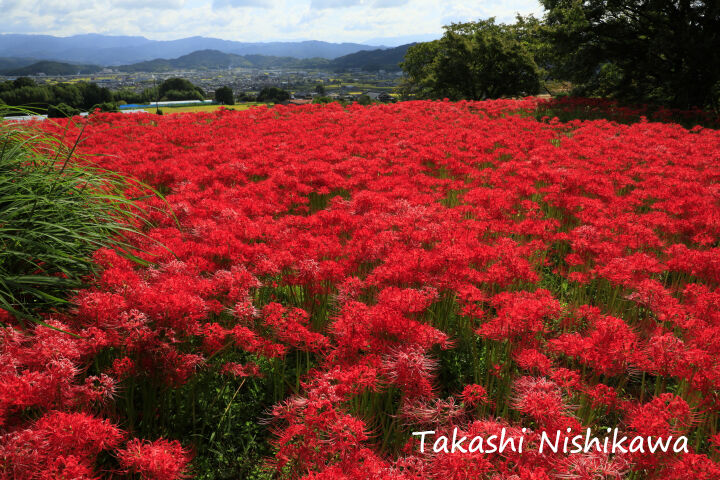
[312,96,334,104]
[51,84,83,107]
[91,102,119,113]
[76,82,112,110]
[237,92,256,102]
[113,88,145,105]
[13,77,36,89]
[401,18,541,100]
[507,15,556,90]
[158,78,205,101]
[140,86,159,104]
[47,103,81,118]
[315,84,326,95]
[540,0,720,109]
[399,41,442,99]
[256,86,290,103]
[0,86,51,109]
[356,94,373,105]
[0,80,125,114]
[163,89,204,101]
[214,86,235,105]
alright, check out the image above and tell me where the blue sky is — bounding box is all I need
[0,0,544,44]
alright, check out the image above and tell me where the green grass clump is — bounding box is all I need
[0,113,143,324]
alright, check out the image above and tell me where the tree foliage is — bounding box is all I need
[0,78,118,114]
[400,18,542,100]
[256,86,290,103]
[356,94,373,105]
[541,0,720,109]
[158,77,205,101]
[214,86,235,105]
[47,103,81,118]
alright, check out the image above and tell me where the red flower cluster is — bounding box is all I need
[3,98,720,478]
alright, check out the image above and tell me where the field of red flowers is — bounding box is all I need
[3,98,720,479]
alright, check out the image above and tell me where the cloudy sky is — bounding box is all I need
[1,0,544,44]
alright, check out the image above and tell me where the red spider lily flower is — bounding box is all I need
[0,411,124,479]
[461,384,490,407]
[117,438,192,480]
[12,98,720,477]
[221,361,263,378]
[512,377,575,429]
[381,347,438,399]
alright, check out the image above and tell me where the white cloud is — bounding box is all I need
[310,0,363,9]
[0,0,545,42]
[309,0,407,8]
[373,0,408,8]
[0,0,21,11]
[111,0,187,9]
[212,0,273,8]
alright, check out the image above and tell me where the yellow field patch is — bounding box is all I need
[140,103,268,114]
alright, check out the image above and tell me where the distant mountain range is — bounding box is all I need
[0,57,39,72]
[329,44,414,72]
[2,60,102,76]
[0,43,414,76]
[0,34,385,66]
[115,46,411,73]
[116,49,330,72]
